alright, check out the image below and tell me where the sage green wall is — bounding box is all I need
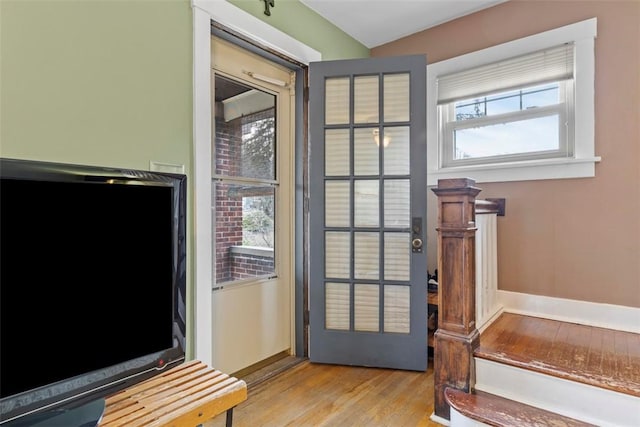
[0,0,193,170]
[227,0,370,59]
[0,0,366,167]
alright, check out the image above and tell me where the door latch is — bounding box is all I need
[411,217,423,253]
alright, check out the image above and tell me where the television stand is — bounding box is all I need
[99,360,247,427]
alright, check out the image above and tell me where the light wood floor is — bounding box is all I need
[204,313,640,426]
[204,360,441,427]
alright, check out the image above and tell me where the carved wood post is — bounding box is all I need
[431,178,481,420]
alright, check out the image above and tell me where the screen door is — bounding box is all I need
[309,55,428,371]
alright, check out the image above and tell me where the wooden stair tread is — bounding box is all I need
[100,360,247,427]
[476,313,640,397]
[445,388,596,427]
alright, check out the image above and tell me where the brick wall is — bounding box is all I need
[214,106,275,283]
[230,248,275,279]
[214,112,242,283]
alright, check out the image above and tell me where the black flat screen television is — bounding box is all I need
[0,158,187,426]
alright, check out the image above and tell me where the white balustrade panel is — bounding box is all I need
[475,212,499,329]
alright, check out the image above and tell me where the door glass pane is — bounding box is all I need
[354,75,379,124]
[384,285,410,334]
[214,76,275,180]
[383,126,410,175]
[214,182,275,284]
[325,77,350,125]
[325,129,350,176]
[354,284,379,332]
[384,73,410,122]
[354,232,379,280]
[384,233,410,281]
[326,282,350,330]
[325,232,350,278]
[354,127,379,176]
[354,180,378,227]
[373,129,390,148]
[214,76,279,286]
[325,181,351,227]
[384,179,410,227]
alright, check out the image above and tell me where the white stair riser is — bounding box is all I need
[475,358,640,427]
[450,408,492,427]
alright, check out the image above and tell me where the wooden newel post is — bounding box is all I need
[431,178,481,421]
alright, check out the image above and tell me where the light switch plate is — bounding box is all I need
[150,161,185,175]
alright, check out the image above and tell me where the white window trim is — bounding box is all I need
[427,18,599,185]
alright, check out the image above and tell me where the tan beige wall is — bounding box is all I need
[373,0,640,308]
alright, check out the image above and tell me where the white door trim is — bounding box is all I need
[191,0,320,366]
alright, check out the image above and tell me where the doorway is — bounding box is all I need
[210,35,298,375]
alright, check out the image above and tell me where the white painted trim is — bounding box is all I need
[190,0,320,367]
[427,156,599,185]
[477,306,504,334]
[475,358,640,427]
[475,212,499,329]
[427,18,598,185]
[192,0,321,64]
[498,290,640,334]
[192,6,214,366]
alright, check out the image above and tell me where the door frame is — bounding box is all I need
[192,1,320,366]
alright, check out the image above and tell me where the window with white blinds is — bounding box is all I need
[438,43,574,167]
[426,18,600,184]
[437,43,574,105]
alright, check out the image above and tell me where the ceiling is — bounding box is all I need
[300,0,507,48]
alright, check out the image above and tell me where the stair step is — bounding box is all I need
[445,388,596,427]
[473,312,640,426]
[476,312,640,398]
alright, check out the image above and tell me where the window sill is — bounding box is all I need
[427,156,601,185]
[230,245,274,258]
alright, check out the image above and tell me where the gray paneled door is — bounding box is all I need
[309,55,428,371]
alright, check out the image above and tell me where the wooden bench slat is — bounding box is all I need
[100,360,247,427]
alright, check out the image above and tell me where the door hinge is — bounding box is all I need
[304,309,310,325]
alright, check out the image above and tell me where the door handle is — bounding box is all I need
[412,238,423,250]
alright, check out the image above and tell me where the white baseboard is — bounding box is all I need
[497,290,640,333]
[430,412,451,426]
[477,306,503,334]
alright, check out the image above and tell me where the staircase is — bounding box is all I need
[430,178,640,427]
[447,312,640,426]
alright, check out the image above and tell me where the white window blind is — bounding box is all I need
[437,43,574,104]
